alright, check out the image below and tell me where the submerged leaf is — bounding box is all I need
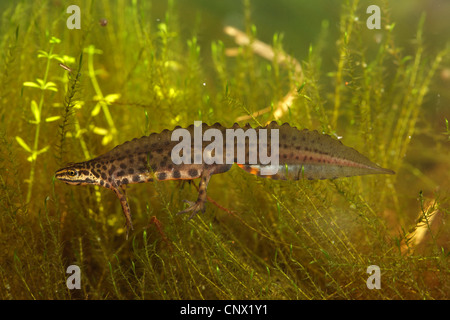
[23,81,40,89]
[45,116,61,122]
[104,93,121,103]
[43,81,58,92]
[15,136,31,152]
[92,126,109,136]
[49,36,61,44]
[30,100,40,123]
[36,145,50,155]
[37,50,49,59]
[91,102,103,116]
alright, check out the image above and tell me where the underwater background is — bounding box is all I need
[0,0,448,299]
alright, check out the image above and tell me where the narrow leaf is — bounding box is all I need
[36,145,50,155]
[104,93,121,103]
[23,81,40,89]
[44,81,58,92]
[91,102,102,116]
[30,100,40,123]
[73,101,84,109]
[51,55,65,63]
[15,136,31,152]
[62,55,76,64]
[37,50,48,59]
[92,126,108,136]
[45,116,61,122]
[50,36,61,44]
[101,134,112,146]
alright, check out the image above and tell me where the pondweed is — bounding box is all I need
[0,0,448,300]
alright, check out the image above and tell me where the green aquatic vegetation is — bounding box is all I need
[18,36,65,203]
[56,53,83,165]
[445,118,450,141]
[85,44,121,146]
[0,0,448,300]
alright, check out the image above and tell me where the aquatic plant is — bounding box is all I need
[0,0,448,300]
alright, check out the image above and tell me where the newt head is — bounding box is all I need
[55,162,96,186]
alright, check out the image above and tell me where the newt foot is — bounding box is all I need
[177,199,206,219]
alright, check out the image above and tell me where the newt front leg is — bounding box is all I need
[111,185,134,238]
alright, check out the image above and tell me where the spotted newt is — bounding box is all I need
[55,122,394,237]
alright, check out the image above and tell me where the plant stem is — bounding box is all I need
[87,47,118,144]
[26,44,54,204]
[332,0,359,129]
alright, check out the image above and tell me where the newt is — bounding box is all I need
[55,122,394,237]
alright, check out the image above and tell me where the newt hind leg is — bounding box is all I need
[177,169,212,219]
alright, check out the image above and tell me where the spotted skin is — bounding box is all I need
[55,122,394,237]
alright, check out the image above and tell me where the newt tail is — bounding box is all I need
[55,122,394,238]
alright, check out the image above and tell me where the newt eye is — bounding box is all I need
[67,169,78,177]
